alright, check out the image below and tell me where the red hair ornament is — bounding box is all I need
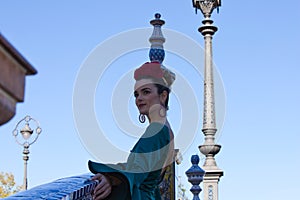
[134,62,175,87]
[134,62,163,80]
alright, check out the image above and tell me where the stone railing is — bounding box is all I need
[4,173,98,200]
[4,149,183,199]
[4,169,175,200]
[4,150,181,200]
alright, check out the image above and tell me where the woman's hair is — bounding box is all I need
[154,83,170,110]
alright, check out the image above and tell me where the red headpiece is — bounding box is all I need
[134,61,176,87]
[134,62,163,80]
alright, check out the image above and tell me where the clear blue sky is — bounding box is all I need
[1,1,300,200]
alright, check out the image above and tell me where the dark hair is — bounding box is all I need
[154,83,170,110]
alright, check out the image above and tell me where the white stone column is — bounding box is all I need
[192,1,223,200]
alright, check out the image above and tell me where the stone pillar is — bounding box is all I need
[192,1,224,199]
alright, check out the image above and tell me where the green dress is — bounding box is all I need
[88,122,171,200]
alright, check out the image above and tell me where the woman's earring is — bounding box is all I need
[159,107,166,117]
[139,114,146,123]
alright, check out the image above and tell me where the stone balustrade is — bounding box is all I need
[4,166,177,200]
[4,173,98,200]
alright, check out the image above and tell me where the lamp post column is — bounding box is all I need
[23,144,29,190]
[192,1,224,200]
[13,115,42,190]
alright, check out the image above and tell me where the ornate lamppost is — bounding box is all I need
[12,115,42,190]
[191,1,223,200]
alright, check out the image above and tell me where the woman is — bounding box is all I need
[88,61,175,200]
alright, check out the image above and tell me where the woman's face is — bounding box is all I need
[134,79,162,115]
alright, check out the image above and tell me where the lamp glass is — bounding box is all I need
[21,131,32,140]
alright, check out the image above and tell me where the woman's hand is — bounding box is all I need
[91,173,112,200]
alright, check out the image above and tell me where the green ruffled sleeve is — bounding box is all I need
[88,122,171,199]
